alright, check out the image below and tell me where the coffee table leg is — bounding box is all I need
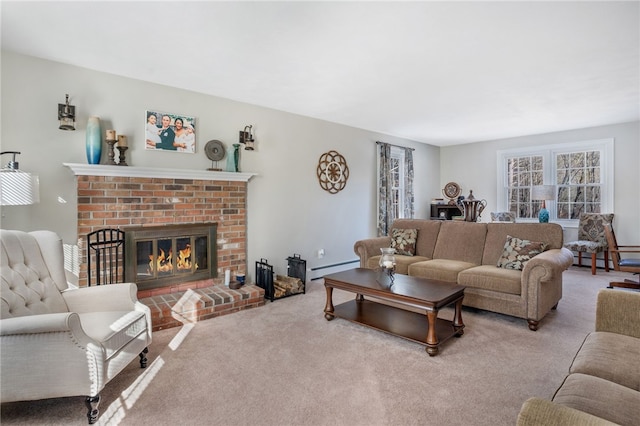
[324,286,335,320]
[453,297,465,336]
[425,309,439,356]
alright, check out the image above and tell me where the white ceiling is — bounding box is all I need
[2,1,638,146]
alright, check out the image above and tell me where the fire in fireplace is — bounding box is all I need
[124,223,217,291]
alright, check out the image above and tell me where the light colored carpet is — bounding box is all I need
[1,267,632,426]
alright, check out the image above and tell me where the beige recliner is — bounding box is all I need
[1,229,152,424]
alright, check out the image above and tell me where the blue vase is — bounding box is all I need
[233,143,241,172]
[86,116,102,164]
[538,207,550,223]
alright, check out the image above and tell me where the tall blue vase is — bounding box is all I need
[233,143,241,172]
[86,116,102,164]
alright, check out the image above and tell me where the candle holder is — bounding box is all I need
[106,139,117,165]
[116,146,128,166]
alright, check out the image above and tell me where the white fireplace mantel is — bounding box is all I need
[63,163,257,182]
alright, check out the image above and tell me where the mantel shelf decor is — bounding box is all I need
[63,163,257,182]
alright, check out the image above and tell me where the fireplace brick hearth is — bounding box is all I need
[140,280,265,331]
[65,164,260,330]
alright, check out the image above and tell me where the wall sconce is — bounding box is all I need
[531,185,556,223]
[0,151,40,206]
[238,125,255,150]
[58,94,76,130]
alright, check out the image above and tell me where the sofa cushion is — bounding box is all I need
[553,373,640,426]
[78,310,148,360]
[408,259,477,282]
[496,235,548,270]
[390,228,418,256]
[390,219,441,258]
[483,223,564,265]
[458,265,521,295]
[367,255,430,275]
[432,221,487,264]
[570,331,640,391]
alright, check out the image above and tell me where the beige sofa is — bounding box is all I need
[517,289,640,425]
[354,219,574,330]
[1,230,152,424]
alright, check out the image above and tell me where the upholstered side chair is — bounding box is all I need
[603,224,640,290]
[490,212,516,222]
[1,229,152,424]
[564,213,614,275]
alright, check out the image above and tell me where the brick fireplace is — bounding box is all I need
[64,163,264,330]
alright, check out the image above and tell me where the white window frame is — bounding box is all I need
[497,139,614,226]
[390,146,406,219]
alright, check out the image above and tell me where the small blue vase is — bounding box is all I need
[86,116,102,164]
[538,208,549,223]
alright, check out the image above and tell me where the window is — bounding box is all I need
[556,150,602,218]
[377,142,414,236]
[497,139,613,223]
[390,147,406,220]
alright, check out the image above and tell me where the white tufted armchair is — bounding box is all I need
[1,229,152,424]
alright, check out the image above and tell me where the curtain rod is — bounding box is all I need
[375,141,415,151]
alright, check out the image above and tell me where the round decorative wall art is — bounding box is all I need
[317,150,349,194]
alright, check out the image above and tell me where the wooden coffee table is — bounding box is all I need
[323,268,465,356]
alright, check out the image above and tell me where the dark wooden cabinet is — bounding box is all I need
[430,204,460,220]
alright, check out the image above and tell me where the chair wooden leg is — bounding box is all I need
[591,253,596,275]
[85,395,100,424]
[604,251,609,272]
[139,347,149,368]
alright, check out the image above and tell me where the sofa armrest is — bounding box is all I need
[521,247,574,283]
[517,397,617,426]
[63,283,152,341]
[0,312,106,403]
[0,312,88,337]
[595,289,640,338]
[62,282,140,313]
[354,236,391,268]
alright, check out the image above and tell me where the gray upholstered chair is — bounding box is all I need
[490,212,516,222]
[564,213,614,275]
[1,229,152,424]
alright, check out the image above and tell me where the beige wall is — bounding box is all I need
[0,51,440,278]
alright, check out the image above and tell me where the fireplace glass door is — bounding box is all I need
[125,223,217,291]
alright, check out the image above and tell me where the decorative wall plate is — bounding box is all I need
[317,150,349,194]
[442,182,461,204]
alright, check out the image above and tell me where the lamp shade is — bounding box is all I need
[531,185,555,201]
[0,170,40,205]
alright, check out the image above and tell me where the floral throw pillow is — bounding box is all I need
[391,228,418,256]
[497,235,548,270]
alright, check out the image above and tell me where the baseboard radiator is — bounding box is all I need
[309,259,359,281]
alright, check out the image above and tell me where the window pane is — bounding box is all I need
[557,168,569,184]
[557,153,569,169]
[557,186,569,202]
[532,171,543,186]
[557,203,569,219]
[570,169,584,184]
[571,152,585,168]
[586,151,600,167]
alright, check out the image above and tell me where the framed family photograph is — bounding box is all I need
[145,110,196,153]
